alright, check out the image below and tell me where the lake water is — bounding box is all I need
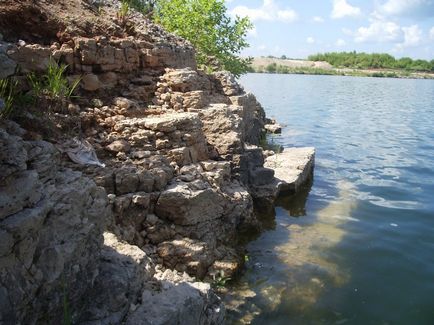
[226,73,434,324]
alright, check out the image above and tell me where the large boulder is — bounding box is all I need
[155,182,226,226]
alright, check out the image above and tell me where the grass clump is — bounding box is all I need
[28,60,80,112]
[0,78,18,118]
[117,0,130,23]
[211,270,232,289]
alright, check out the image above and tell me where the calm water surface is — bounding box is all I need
[226,74,434,324]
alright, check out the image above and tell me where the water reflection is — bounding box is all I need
[226,180,358,324]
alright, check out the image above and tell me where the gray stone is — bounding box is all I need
[264,123,282,134]
[156,182,225,226]
[126,281,224,325]
[0,230,14,257]
[106,139,131,153]
[0,42,16,79]
[249,167,275,186]
[82,73,101,91]
[0,170,42,220]
[199,104,244,155]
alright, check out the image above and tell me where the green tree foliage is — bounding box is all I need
[124,0,156,15]
[308,51,434,72]
[154,0,253,76]
[265,63,277,73]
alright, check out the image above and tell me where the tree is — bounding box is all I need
[154,0,253,77]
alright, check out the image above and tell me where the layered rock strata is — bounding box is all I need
[0,1,314,324]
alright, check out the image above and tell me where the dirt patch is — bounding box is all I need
[0,0,65,44]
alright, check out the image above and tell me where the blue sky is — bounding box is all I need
[225,0,434,60]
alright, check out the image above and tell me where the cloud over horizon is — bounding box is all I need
[225,0,434,60]
[231,0,298,23]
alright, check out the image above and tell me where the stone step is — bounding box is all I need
[252,147,315,201]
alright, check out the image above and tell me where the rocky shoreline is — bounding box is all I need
[0,1,314,324]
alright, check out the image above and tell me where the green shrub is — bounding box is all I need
[265,63,277,73]
[154,0,253,77]
[126,0,155,14]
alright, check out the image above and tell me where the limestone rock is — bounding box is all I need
[213,71,243,96]
[163,68,211,92]
[82,73,101,91]
[77,232,155,324]
[126,281,224,325]
[106,139,131,153]
[199,104,244,155]
[230,93,266,145]
[157,238,213,277]
[264,123,282,134]
[252,147,315,203]
[0,129,111,324]
[8,44,51,72]
[0,41,16,79]
[155,182,225,226]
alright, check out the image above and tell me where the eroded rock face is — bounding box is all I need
[0,123,110,324]
[78,233,224,325]
[0,41,16,79]
[0,1,290,323]
[126,277,224,325]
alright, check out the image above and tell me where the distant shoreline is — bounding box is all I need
[249,57,434,80]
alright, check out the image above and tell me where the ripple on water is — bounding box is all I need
[227,74,434,324]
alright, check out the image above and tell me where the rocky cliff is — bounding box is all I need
[0,1,313,324]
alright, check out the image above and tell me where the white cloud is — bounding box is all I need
[312,16,325,23]
[430,27,434,40]
[378,0,434,17]
[381,0,421,15]
[342,27,353,35]
[331,0,362,19]
[277,10,298,22]
[352,17,425,52]
[231,0,298,23]
[354,20,401,42]
[336,39,346,46]
[306,37,315,44]
[395,24,422,50]
[258,44,267,51]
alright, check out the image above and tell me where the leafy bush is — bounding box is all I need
[126,0,156,14]
[265,63,277,73]
[154,0,253,77]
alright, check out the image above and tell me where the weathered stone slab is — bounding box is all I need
[253,147,315,201]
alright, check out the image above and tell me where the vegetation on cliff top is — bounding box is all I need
[153,0,253,76]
